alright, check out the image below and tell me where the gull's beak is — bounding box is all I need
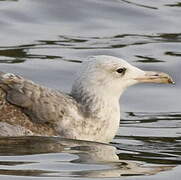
[135,71,174,84]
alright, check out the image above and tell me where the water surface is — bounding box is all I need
[0,0,180,179]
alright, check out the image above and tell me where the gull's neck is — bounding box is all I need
[71,81,123,119]
[71,79,124,142]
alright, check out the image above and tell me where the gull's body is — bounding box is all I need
[0,56,173,143]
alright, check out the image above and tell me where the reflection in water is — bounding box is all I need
[114,112,181,166]
[0,49,26,63]
[0,136,174,178]
[166,2,181,7]
[165,51,181,57]
[0,0,18,1]
[119,0,158,10]
[135,55,163,63]
[115,135,181,165]
[0,47,62,63]
[0,33,181,63]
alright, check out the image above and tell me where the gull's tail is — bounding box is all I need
[0,71,9,91]
[0,72,31,107]
[0,71,6,88]
[0,72,24,91]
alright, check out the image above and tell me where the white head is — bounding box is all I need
[70,55,173,143]
[72,55,173,100]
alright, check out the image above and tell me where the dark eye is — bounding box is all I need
[116,68,126,74]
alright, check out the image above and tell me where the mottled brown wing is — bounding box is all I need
[0,72,78,136]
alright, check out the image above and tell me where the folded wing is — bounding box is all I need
[0,72,80,136]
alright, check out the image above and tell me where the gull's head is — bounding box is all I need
[72,55,174,98]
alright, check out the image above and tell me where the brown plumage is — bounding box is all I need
[0,88,57,136]
[0,72,72,136]
[0,71,82,138]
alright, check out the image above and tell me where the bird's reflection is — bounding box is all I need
[0,136,174,178]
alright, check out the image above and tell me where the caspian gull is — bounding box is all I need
[0,55,173,142]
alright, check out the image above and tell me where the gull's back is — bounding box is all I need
[0,72,81,137]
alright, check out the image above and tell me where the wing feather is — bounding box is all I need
[0,72,80,136]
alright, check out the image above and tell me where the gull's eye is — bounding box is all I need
[116,68,126,74]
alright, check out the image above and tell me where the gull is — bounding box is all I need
[0,55,173,143]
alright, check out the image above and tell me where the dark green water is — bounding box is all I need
[0,0,180,179]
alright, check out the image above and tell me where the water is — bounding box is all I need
[0,0,180,179]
